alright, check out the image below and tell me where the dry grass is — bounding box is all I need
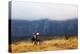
[9,37,78,53]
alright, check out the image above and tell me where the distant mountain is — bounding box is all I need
[9,18,78,41]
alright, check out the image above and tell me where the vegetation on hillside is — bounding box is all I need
[9,36,78,53]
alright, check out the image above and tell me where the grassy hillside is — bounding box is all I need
[9,36,78,53]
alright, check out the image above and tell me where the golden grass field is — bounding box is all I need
[9,36,78,53]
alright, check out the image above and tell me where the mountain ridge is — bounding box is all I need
[9,18,78,41]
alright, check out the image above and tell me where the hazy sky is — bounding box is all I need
[12,1,78,20]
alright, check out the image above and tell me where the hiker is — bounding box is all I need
[64,34,69,40]
[32,32,40,45]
